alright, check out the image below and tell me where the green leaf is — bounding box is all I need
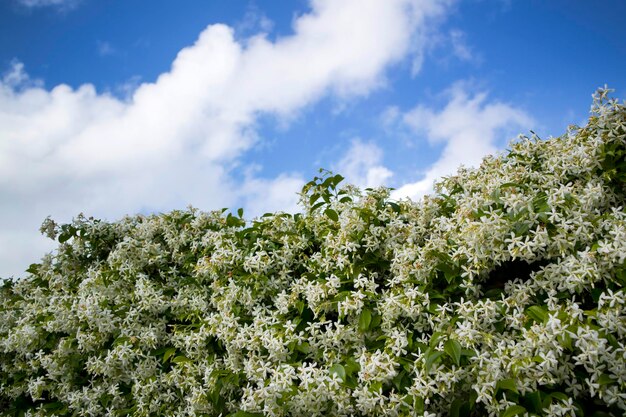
[461,349,476,358]
[295,342,309,354]
[425,349,444,373]
[237,208,244,218]
[450,398,470,417]
[113,336,131,347]
[359,308,372,332]
[415,396,425,414]
[324,208,339,221]
[437,261,458,283]
[548,392,569,403]
[163,347,177,363]
[500,182,529,191]
[388,202,401,213]
[295,300,305,315]
[309,193,321,205]
[329,363,346,381]
[559,331,573,351]
[496,378,519,394]
[333,291,352,302]
[58,232,71,243]
[429,331,445,348]
[331,174,345,187]
[525,391,543,413]
[598,373,616,385]
[526,305,548,324]
[590,412,614,417]
[344,357,360,382]
[369,381,383,393]
[532,192,550,213]
[226,213,242,227]
[172,355,193,364]
[372,314,384,331]
[311,201,325,211]
[26,263,39,274]
[501,405,526,417]
[444,339,462,366]
[513,222,531,236]
[490,188,503,204]
[43,401,65,410]
[228,412,264,417]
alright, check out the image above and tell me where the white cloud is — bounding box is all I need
[449,29,474,62]
[17,0,80,9]
[380,105,401,128]
[0,0,452,278]
[2,61,29,87]
[1,60,41,89]
[334,139,393,188]
[392,83,533,200]
[240,173,305,217]
[235,4,275,38]
[97,41,116,57]
[410,27,478,76]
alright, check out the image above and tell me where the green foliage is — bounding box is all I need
[1,89,626,416]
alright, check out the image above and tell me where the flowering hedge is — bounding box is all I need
[1,89,626,417]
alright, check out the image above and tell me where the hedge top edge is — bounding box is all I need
[1,88,625,416]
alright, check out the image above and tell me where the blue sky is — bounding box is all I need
[1,0,625,278]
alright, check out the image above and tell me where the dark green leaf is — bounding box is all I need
[461,349,476,358]
[333,291,352,302]
[332,174,345,186]
[163,347,177,363]
[598,373,616,385]
[344,357,360,376]
[228,411,264,417]
[549,392,569,403]
[311,201,325,211]
[425,349,444,373]
[388,202,401,213]
[172,355,193,364]
[500,182,529,191]
[324,208,339,221]
[444,339,462,366]
[590,412,614,417]
[309,193,321,205]
[359,308,372,332]
[295,300,305,315]
[369,381,383,393]
[496,378,519,394]
[525,391,543,413]
[513,222,531,236]
[429,331,445,348]
[43,401,65,410]
[329,363,346,381]
[113,336,131,347]
[532,192,550,213]
[501,405,526,417]
[226,213,239,227]
[526,305,548,324]
[450,399,461,417]
[450,398,470,417]
[58,232,71,243]
[295,342,309,354]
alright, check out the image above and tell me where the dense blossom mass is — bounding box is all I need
[1,89,626,416]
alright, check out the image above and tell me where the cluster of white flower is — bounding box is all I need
[1,89,625,416]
